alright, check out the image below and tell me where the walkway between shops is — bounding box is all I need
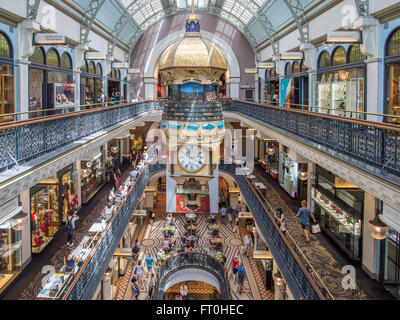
[252,165,395,300]
[2,165,131,300]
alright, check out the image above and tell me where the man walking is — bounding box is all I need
[295,200,317,243]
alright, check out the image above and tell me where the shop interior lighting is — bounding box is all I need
[369,209,388,240]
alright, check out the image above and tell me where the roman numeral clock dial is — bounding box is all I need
[178,145,206,173]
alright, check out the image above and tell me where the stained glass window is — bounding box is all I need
[29,47,45,64]
[46,49,60,67]
[61,53,72,69]
[349,45,365,63]
[0,33,11,58]
[300,61,309,72]
[292,61,300,74]
[80,62,88,73]
[332,47,347,66]
[285,62,292,75]
[318,51,331,68]
[388,29,400,56]
[88,61,96,74]
[96,63,102,76]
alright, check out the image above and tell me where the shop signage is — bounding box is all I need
[258,62,275,69]
[280,52,303,60]
[113,62,129,69]
[86,52,107,60]
[244,68,257,74]
[334,177,359,188]
[127,69,140,74]
[35,33,65,45]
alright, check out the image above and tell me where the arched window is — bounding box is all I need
[80,62,88,73]
[117,70,121,79]
[29,46,45,64]
[88,61,96,74]
[285,62,292,75]
[318,51,331,68]
[61,52,72,69]
[387,28,400,56]
[300,61,308,72]
[348,44,364,63]
[96,63,102,76]
[46,49,60,67]
[0,32,12,58]
[332,46,347,66]
[270,69,276,78]
[292,61,300,74]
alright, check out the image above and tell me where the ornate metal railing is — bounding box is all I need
[153,252,231,300]
[222,100,400,187]
[0,101,162,172]
[220,163,327,300]
[60,162,165,300]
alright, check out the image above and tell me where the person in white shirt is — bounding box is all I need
[243,234,252,256]
[103,202,114,221]
[156,249,164,262]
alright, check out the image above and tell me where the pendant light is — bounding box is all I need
[298,163,308,181]
[369,209,388,240]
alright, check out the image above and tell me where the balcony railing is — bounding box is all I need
[59,162,165,300]
[0,101,162,173]
[220,163,329,300]
[153,252,231,300]
[222,100,400,187]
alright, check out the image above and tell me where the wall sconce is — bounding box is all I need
[274,271,284,286]
[298,163,308,181]
[369,209,388,240]
[12,211,28,231]
[111,146,119,153]
[267,143,275,156]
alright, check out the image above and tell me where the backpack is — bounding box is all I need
[66,217,74,235]
[238,268,245,281]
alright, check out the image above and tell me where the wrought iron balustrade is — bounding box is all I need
[220,163,327,300]
[153,252,231,300]
[60,162,165,300]
[222,100,400,187]
[0,102,162,173]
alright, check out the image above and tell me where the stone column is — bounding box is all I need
[362,192,378,280]
[15,59,31,120]
[102,268,113,300]
[229,77,240,100]
[144,187,155,208]
[365,58,383,121]
[144,77,156,100]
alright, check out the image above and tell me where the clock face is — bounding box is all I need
[178,145,206,173]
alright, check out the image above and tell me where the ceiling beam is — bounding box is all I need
[80,0,106,44]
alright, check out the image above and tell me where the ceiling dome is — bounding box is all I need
[159,37,227,71]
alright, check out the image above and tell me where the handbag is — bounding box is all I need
[311,223,321,234]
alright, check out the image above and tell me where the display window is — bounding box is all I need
[80,151,106,204]
[108,68,121,99]
[280,61,309,108]
[30,183,61,253]
[48,71,75,108]
[0,213,23,294]
[264,68,279,105]
[385,228,400,285]
[81,61,103,105]
[385,28,400,124]
[59,167,78,222]
[311,165,363,261]
[0,32,14,122]
[279,150,298,198]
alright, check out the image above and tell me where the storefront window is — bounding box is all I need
[0,214,22,294]
[279,150,298,198]
[48,71,75,108]
[0,32,14,122]
[386,29,400,124]
[88,62,96,75]
[349,44,365,63]
[292,61,300,74]
[80,62,88,73]
[29,47,45,64]
[80,150,106,204]
[332,46,347,66]
[96,63,102,76]
[61,53,72,69]
[29,68,44,116]
[285,62,292,75]
[46,49,60,67]
[59,167,77,222]
[264,68,279,104]
[385,228,400,284]
[30,183,60,253]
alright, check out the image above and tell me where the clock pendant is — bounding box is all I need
[178,145,206,173]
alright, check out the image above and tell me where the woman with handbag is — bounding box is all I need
[135,260,144,288]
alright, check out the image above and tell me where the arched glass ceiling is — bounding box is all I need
[52,0,338,54]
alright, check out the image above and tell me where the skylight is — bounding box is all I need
[222,0,254,25]
[177,0,209,9]
[132,0,163,25]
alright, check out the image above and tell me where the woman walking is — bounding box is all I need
[135,260,144,288]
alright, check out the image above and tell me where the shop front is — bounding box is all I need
[29,47,75,117]
[264,68,279,105]
[278,146,307,201]
[0,31,14,122]
[30,164,77,253]
[80,148,106,204]
[108,69,121,99]
[310,165,363,261]
[258,140,279,180]
[314,45,366,119]
[80,61,103,105]
[280,61,309,109]
[384,26,400,124]
[0,205,25,296]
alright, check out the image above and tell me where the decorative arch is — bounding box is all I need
[46,48,60,67]
[96,63,103,76]
[61,52,72,69]
[292,61,300,74]
[348,44,364,63]
[332,46,347,66]
[318,51,331,69]
[88,61,96,74]
[0,32,12,58]
[285,62,292,75]
[387,28,400,57]
[80,61,88,73]
[29,46,45,64]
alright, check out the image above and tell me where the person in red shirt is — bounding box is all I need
[232,256,240,283]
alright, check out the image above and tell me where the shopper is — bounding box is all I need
[227,205,233,226]
[131,276,140,300]
[65,210,79,247]
[134,260,144,287]
[180,282,188,300]
[243,233,252,256]
[232,256,240,283]
[295,200,317,243]
[147,273,155,300]
[132,240,141,260]
[237,263,246,295]
[276,208,287,235]
[220,205,227,224]
[233,215,239,234]
[114,91,121,105]
[145,252,154,275]
[64,249,77,273]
